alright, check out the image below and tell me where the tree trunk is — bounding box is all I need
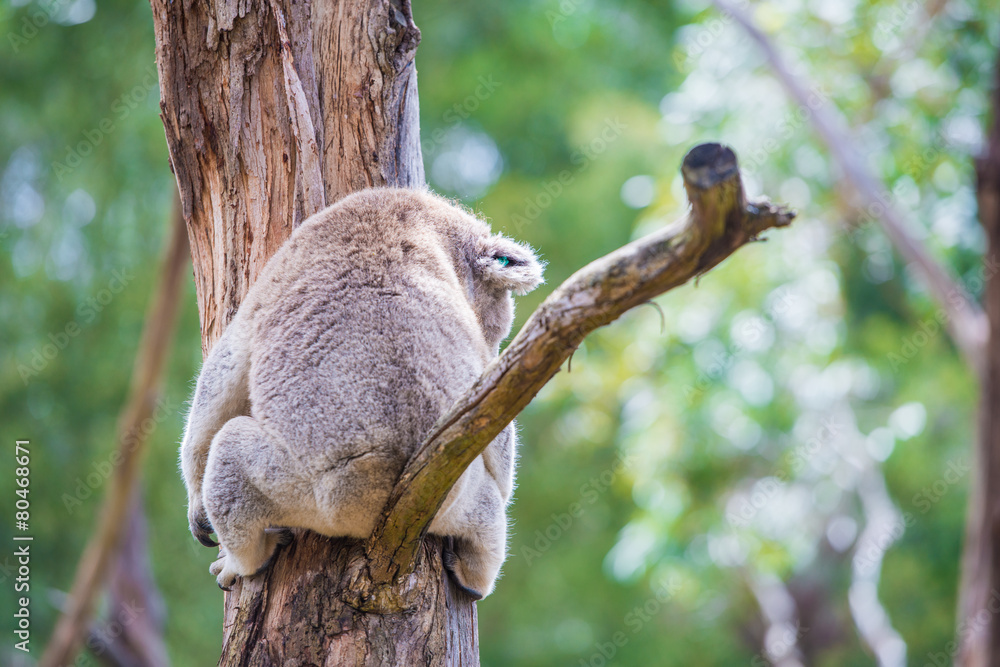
[150,0,423,349]
[958,54,1000,667]
[149,0,477,663]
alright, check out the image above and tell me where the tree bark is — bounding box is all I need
[150,0,423,353]
[958,54,1000,667]
[148,0,474,664]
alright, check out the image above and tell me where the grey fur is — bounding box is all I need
[180,187,544,598]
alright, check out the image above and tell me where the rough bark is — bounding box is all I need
[150,0,423,354]
[958,54,1000,667]
[148,0,473,664]
[218,535,477,666]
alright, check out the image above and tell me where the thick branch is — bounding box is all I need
[40,202,189,667]
[712,0,986,369]
[364,143,795,590]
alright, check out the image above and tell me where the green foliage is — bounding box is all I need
[1,0,996,664]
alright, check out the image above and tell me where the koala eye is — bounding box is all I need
[477,234,544,295]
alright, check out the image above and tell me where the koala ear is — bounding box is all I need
[475,234,545,295]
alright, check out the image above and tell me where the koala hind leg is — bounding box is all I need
[203,416,311,590]
[431,458,507,600]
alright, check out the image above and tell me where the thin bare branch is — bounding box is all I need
[362,143,795,592]
[713,0,987,369]
[40,201,190,667]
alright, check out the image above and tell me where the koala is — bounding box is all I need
[180,187,543,599]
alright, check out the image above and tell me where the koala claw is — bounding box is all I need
[251,528,294,575]
[190,510,219,548]
[267,527,295,547]
[443,539,485,601]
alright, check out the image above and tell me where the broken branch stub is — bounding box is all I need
[362,142,795,597]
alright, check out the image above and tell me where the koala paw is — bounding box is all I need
[443,538,485,601]
[209,529,294,591]
[209,552,240,591]
[188,504,218,548]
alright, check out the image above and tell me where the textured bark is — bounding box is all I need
[958,54,1000,667]
[218,534,477,666]
[150,0,423,354]
[149,0,475,664]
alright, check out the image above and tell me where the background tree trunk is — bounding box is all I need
[958,54,1000,667]
[149,0,478,664]
[89,498,169,667]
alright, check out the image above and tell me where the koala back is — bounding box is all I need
[234,188,541,503]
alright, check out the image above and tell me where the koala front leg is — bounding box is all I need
[431,457,508,600]
[181,322,251,547]
[203,416,311,590]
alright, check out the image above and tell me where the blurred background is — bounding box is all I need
[1,0,997,664]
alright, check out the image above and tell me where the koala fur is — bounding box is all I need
[180,187,543,599]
